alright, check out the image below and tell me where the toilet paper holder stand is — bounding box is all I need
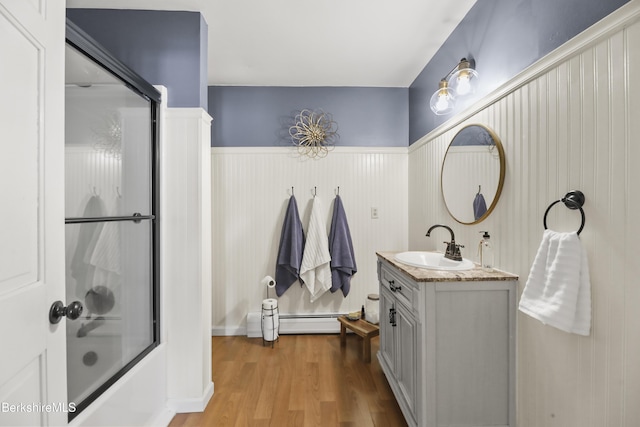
[261,299,279,348]
[261,275,279,348]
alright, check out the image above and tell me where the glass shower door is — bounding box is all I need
[64,35,159,419]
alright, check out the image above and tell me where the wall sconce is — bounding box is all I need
[430,57,478,115]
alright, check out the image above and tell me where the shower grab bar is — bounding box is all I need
[65,213,155,224]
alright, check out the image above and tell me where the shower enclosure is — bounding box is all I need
[64,21,160,419]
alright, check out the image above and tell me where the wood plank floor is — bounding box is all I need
[169,334,407,427]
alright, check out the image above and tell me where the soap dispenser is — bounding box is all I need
[478,231,494,271]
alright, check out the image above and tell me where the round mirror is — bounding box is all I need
[441,124,505,224]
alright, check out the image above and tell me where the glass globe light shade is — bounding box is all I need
[430,80,456,115]
[448,59,478,96]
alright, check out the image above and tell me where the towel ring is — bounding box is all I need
[543,190,586,235]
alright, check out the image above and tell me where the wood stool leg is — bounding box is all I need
[363,336,371,363]
[340,323,346,346]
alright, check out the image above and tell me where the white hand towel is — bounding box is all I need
[518,230,591,336]
[90,221,121,275]
[300,197,332,303]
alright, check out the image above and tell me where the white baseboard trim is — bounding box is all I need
[145,407,176,427]
[211,326,246,336]
[167,381,214,414]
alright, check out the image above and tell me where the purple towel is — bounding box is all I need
[329,195,357,297]
[275,195,305,297]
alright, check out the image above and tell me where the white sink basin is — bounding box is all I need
[394,251,475,271]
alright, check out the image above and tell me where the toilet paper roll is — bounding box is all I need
[262,298,279,341]
[262,298,278,310]
[260,275,276,289]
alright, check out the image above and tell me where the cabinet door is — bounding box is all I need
[395,301,418,421]
[379,286,396,370]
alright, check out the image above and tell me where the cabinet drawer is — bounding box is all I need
[379,263,415,311]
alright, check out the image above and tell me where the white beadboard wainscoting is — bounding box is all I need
[210,146,408,335]
[409,2,640,426]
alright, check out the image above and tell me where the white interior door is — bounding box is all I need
[0,1,66,426]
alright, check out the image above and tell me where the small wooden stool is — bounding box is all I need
[337,316,380,363]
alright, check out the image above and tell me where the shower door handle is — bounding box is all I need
[49,300,84,324]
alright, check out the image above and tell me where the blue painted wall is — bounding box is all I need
[199,14,208,109]
[208,86,408,147]
[67,1,629,146]
[408,0,630,143]
[67,9,208,109]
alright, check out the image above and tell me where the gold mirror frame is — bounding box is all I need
[441,124,505,224]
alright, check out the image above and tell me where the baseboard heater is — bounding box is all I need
[246,312,346,338]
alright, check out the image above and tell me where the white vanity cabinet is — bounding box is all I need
[379,259,420,425]
[377,252,518,427]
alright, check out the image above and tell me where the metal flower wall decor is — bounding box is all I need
[92,110,122,159]
[289,109,339,158]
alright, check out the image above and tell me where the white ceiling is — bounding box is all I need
[66,0,477,87]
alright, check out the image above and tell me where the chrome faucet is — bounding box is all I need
[426,224,464,261]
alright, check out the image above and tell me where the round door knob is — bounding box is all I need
[49,300,84,324]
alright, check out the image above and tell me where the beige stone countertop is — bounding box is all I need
[377,251,519,283]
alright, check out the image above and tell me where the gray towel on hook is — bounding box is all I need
[275,195,305,297]
[473,192,487,220]
[329,195,357,297]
